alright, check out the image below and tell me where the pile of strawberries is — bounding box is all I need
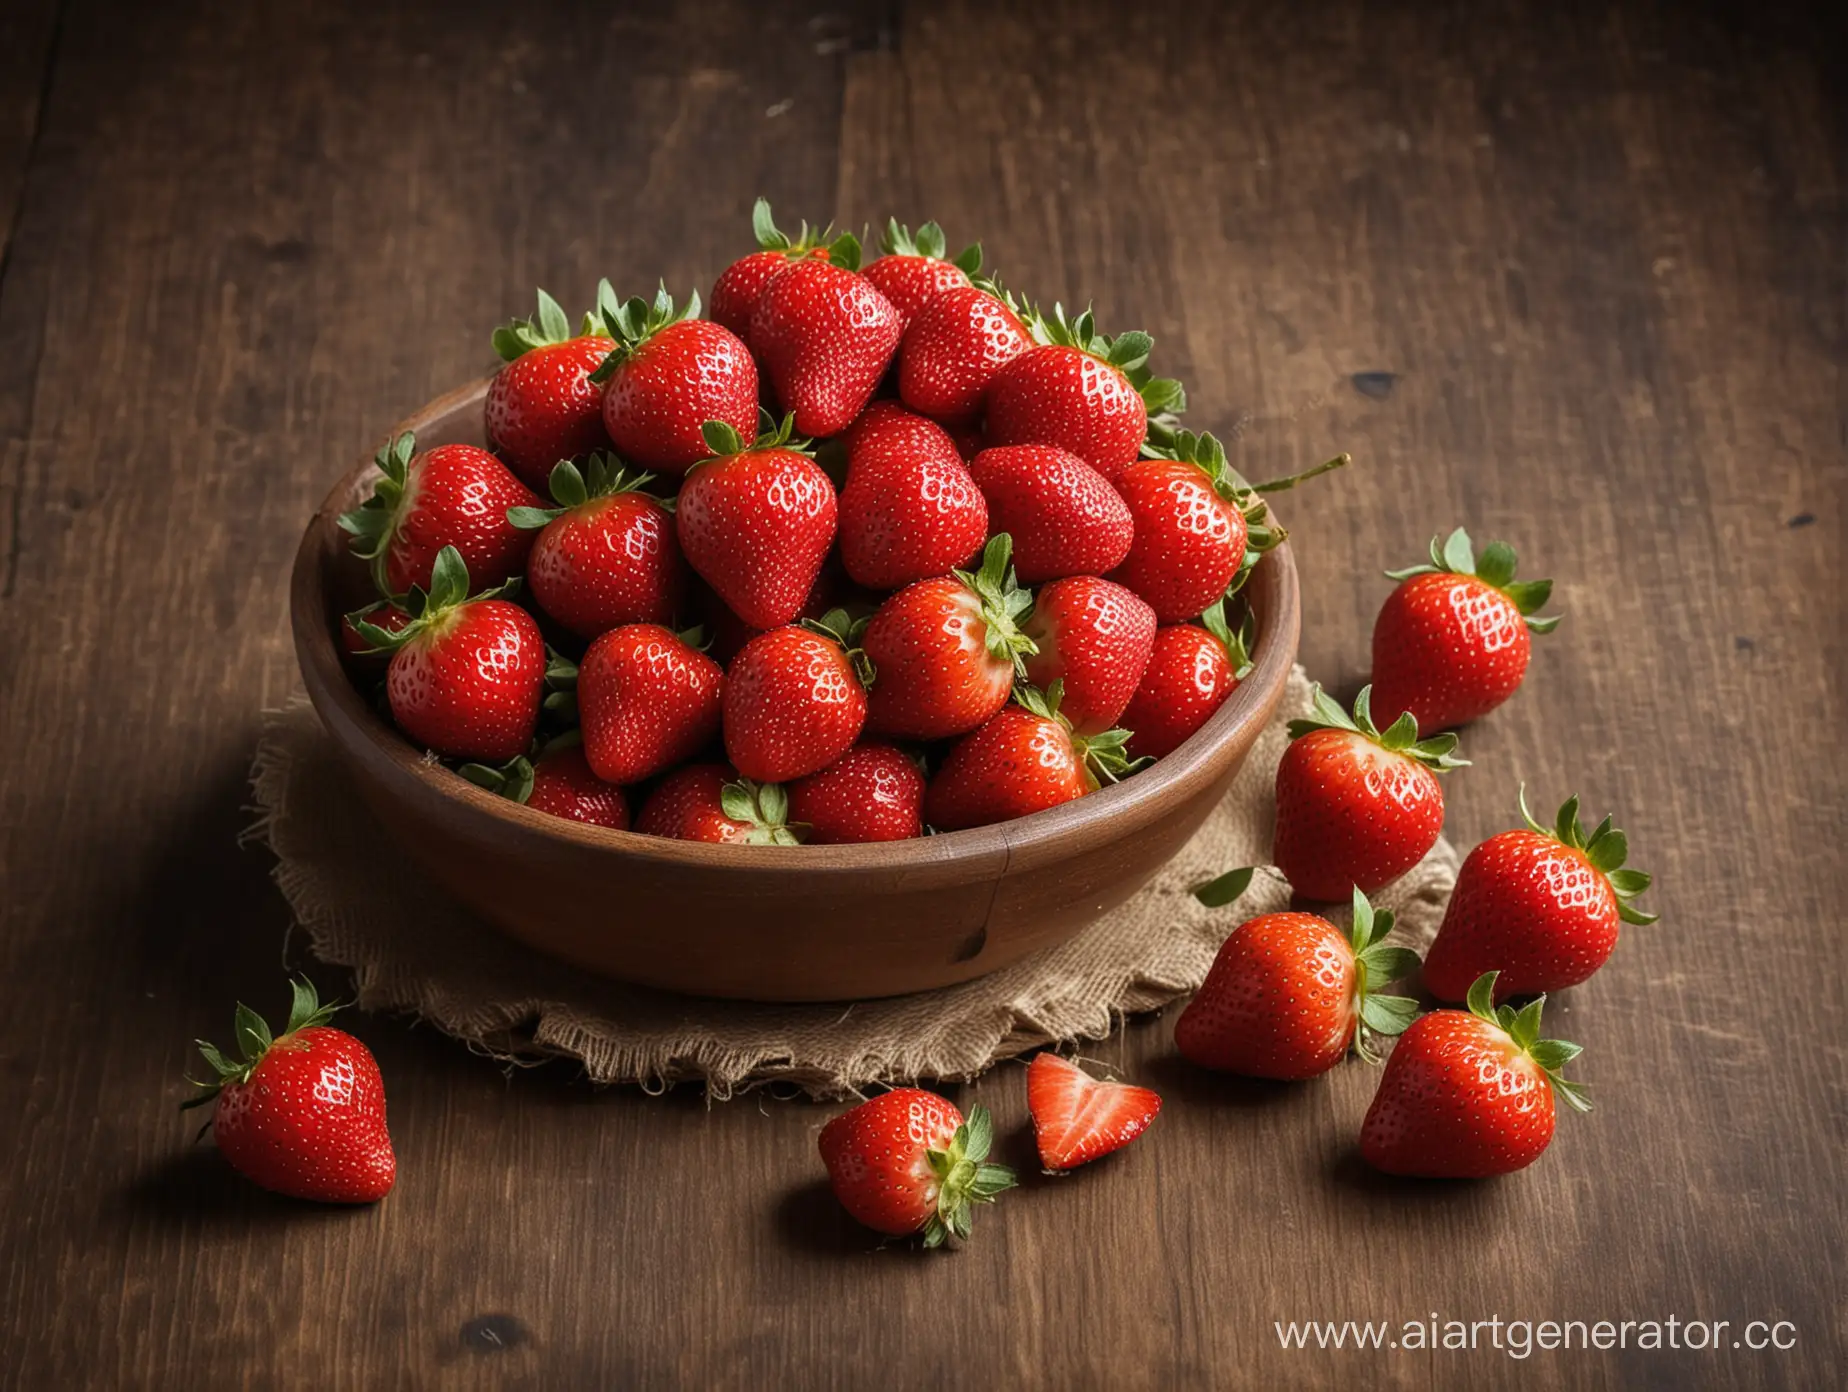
[338,202,1341,842]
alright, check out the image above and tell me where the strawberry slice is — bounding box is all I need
[1025,1053,1161,1172]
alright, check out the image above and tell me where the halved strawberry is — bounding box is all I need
[484,288,617,489]
[860,218,981,334]
[897,282,1032,427]
[967,443,1134,584]
[1119,598,1254,759]
[1021,575,1156,735]
[709,199,852,338]
[577,623,724,785]
[750,248,902,438]
[1025,1053,1161,1172]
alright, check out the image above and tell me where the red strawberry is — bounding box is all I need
[458,743,630,831]
[839,421,988,591]
[483,288,616,489]
[723,613,870,784]
[840,400,959,460]
[339,600,411,673]
[1272,685,1464,901]
[860,218,980,334]
[1370,528,1561,732]
[1175,882,1422,1078]
[1025,1053,1161,1172]
[968,444,1134,584]
[818,1090,1014,1246]
[709,199,849,338]
[346,547,543,763]
[676,415,838,630]
[983,304,1185,480]
[580,282,759,475]
[1021,576,1156,734]
[924,682,1141,831]
[862,536,1038,740]
[577,623,724,784]
[695,558,852,665]
[508,454,686,639]
[633,766,804,844]
[184,977,394,1204]
[786,742,925,843]
[1360,971,1590,1177]
[897,282,1032,427]
[949,421,986,461]
[1422,791,1655,1002]
[1119,598,1253,759]
[751,251,903,437]
[339,432,540,597]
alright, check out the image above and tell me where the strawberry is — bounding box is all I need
[859,218,981,334]
[722,611,870,783]
[346,547,544,763]
[897,282,1032,427]
[507,454,686,639]
[584,283,759,475]
[695,558,852,666]
[839,416,988,591]
[862,535,1038,740]
[924,682,1142,831]
[1272,685,1465,901]
[1175,882,1422,1078]
[1119,598,1254,759]
[184,977,394,1204]
[967,444,1134,584]
[983,303,1185,481]
[676,415,838,630]
[1370,528,1561,732]
[459,742,630,831]
[709,199,851,339]
[483,288,617,489]
[1025,1052,1161,1172]
[786,742,925,843]
[577,622,724,784]
[1422,790,1655,1002]
[633,766,805,844]
[750,247,903,437]
[339,431,540,597]
[1021,575,1156,735]
[1360,971,1590,1178]
[818,1089,1014,1246]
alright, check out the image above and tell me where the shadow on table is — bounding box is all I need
[118,1145,374,1234]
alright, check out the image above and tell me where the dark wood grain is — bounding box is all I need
[0,0,1841,1388]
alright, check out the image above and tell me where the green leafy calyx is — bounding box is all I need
[695,409,813,468]
[718,778,809,847]
[1014,680,1151,788]
[1346,886,1422,1063]
[1465,971,1592,1114]
[952,534,1039,675]
[1286,683,1469,771]
[587,282,703,384]
[507,453,667,529]
[1385,528,1561,635]
[1192,865,1256,908]
[457,753,537,805]
[1025,301,1187,422]
[491,287,583,363]
[1518,786,1657,925]
[879,217,982,277]
[183,977,341,1110]
[920,1104,1017,1248]
[343,546,516,655]
[1199,597,1256,679]
[336,430,419,597]
[798,608,876,688]
[748,197,862,270]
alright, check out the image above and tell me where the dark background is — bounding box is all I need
[0,1,1842,1387]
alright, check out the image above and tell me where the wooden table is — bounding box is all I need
[2,1,1841,1386]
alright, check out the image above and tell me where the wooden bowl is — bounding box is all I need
[291,381,1301,1001]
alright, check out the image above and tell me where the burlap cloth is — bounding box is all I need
[247,667,1457,1099]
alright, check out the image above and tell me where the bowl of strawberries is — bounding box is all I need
[291,204,1319,1002]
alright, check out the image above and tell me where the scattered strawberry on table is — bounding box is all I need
[185,978,395,1204]
[1025,1053,1162,1172]
[819,1089,1015,1246]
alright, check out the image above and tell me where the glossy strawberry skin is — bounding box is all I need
[1272,730,1445,900]
[861,254,971,334]
[1108,459,1247,622]
[483,336,617,489]
[723,626,867,783]
[839,439,988,591]
[984,344,1147,481]
[840,400,960,461]
[1025,1053,1161,1171]
[1175,912,1360,1079]
[526,492,687,640]
[863,577,1016,740]
[386,600,544,763]
[1022,577,1155,735]
[711,247,825,339]
[750,262,902,437]
[925,706,1090,831]
[818,1089,963,1236]
[1120,624,1239,759]
[676,447,838,630]
[1422,831,1622,1001]
[1371,572,1533,732]
[525,745,630,830]
[786,742,925,843]
[897,285,1032,427]
[1360,1010,1557,1177]
[634,764,754,842]
[577,624,725,785]
[696,561,849,666]
[968,445,1134,584]
[600,319,759,475]
[380,445,541,596]
[210,1026,395,1204]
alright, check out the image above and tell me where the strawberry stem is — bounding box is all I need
[183,977,342,1110]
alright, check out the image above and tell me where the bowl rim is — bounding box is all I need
[290,378,1301,873]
